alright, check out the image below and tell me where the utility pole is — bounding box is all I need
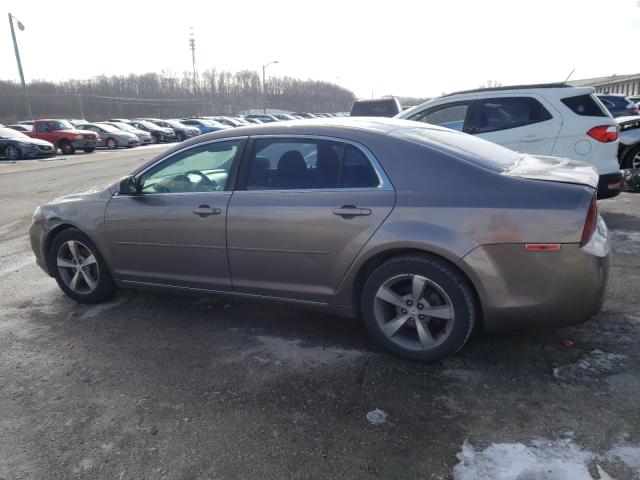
[77,93,84,119]
[189,28,197,96]
[8,13,33,120]
[262,60,278,114]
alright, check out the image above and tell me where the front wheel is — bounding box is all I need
[59,140,75,155]
[106,138,117,149]
[361,254,476,362]
[5,144,20,160]
[48,228,117,303]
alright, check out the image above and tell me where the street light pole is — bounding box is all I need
[8,13,33,120]
[262,60,278,114]
[189,28,197,96]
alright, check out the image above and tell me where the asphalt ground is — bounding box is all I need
[0,146,639,479]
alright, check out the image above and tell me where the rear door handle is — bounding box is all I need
[193,205,221,217]
[333,205,372,217]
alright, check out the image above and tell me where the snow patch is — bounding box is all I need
[254,335,363,368]
[610,230,640,254]
[553,349,626,382]
[453,438,640,480]
[453,438,594,480]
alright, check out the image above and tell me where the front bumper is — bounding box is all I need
[597,172,623,199]
[29,215,51,276]
[21,145,57,159]
[71,139,98,149]
[459,215,610,331]
[117,137,141,147]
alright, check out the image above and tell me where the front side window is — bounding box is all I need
[36,123,50,132]
[51,120,73,131]
[139,140,242,194]
[245,138,379,190]
[472,96,552,133]
[409,102,469,132]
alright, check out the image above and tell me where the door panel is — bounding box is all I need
[105,193,232,290]
[227,190,394,302]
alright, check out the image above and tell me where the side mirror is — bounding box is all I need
[117,175,140,195]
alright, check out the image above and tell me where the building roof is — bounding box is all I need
[567,73,640,87]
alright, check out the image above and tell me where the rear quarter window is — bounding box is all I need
[561,94,608,117]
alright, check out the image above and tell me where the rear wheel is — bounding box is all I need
[623,144,640,170]
[361,254,476,362]
[106,138,117,149]
[59,140,75,155]
[5,144,20,160]
[48,228,117,303]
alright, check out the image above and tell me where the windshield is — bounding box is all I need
[51,120,74,130]
[96,123,121,133]
[166,120,186,128]
[0,127,29,139]
[138,120,158,129]
[109,122,135,132]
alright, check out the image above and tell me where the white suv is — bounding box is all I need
[396,84,622,198]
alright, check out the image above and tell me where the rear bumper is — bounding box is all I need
[459,216,610,331]
[597,172,623,199]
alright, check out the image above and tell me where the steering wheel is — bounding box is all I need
[182,170,217,188]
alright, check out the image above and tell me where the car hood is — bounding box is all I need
[68,129,98,137]
[502,154,598,189]
[17,137,53,147]
[50,185,112,205]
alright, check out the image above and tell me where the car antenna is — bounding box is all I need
[564,68,575,82]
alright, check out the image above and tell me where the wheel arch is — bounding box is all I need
[348,247,483,329]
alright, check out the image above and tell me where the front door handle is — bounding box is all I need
[193,205,221,217]
[333,205,372,217]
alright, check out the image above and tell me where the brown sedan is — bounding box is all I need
[29,118,610,361]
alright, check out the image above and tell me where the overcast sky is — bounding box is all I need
[2,0,640,98]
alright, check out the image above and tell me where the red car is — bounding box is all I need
[26,119,99,154]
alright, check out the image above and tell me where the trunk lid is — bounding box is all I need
[502,154,598,189]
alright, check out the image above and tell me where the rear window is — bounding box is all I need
[561,94,608,117]
[350,100,400,117]
[392,126,520,173]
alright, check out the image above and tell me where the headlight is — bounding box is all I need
[74,134,83,140]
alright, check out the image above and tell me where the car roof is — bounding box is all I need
[442,83,572,97]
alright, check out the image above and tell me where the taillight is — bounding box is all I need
[629,105,639,115]
[587,125,619,143]
[580,196,598,246]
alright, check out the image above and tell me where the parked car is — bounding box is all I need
[616,116,640,169]
[397,84,623,199]
[596,94,639,117]
[350,97,403,117]
[108,118,131,123]
[291,112,316,119]
[149,119,200,142]
[180,118,229,134]
[0,127,57,160]
[245,114,279,123]
[76,123,140,149]
[17,120,33,126]
[6,124,31,132]
[104,122,153,145]
[273,114,297,121]
[29,118,609,362]
[25,119,98,154]
[628,95,640,104]
[242,117,263,124]
[69,119,89,127]
[212,116,246,128]
[126,120,175,143]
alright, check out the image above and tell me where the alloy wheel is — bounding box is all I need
[56,240,99,294]
[5,145,19,160]
[373,274,454,352]
[633,151,640,169]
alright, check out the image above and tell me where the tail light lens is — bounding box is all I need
[580,196,598,246]
[629,105,639,115]
[587,125,619,143]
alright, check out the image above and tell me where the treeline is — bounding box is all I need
[0,70,356,123]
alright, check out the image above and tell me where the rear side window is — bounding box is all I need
[245,138,379,190]
[561,94,607,117]
[409,102,469,132]
[472,97,553,133]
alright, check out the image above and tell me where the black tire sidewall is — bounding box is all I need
[48,228,116,304]
[623,144,640,169]
[361,256,475,362]
[59,141,75,155]
[107,138,116,149]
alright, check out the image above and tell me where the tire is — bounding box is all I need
[176,132,185,142]
[622,143,640,170]
[150,135,158,144]
[361,254,476,362]
[59,140,75,155]
[106,138,117,150]
[48,228,117,304]
[5,144,20,160]
[83,148,95,153]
